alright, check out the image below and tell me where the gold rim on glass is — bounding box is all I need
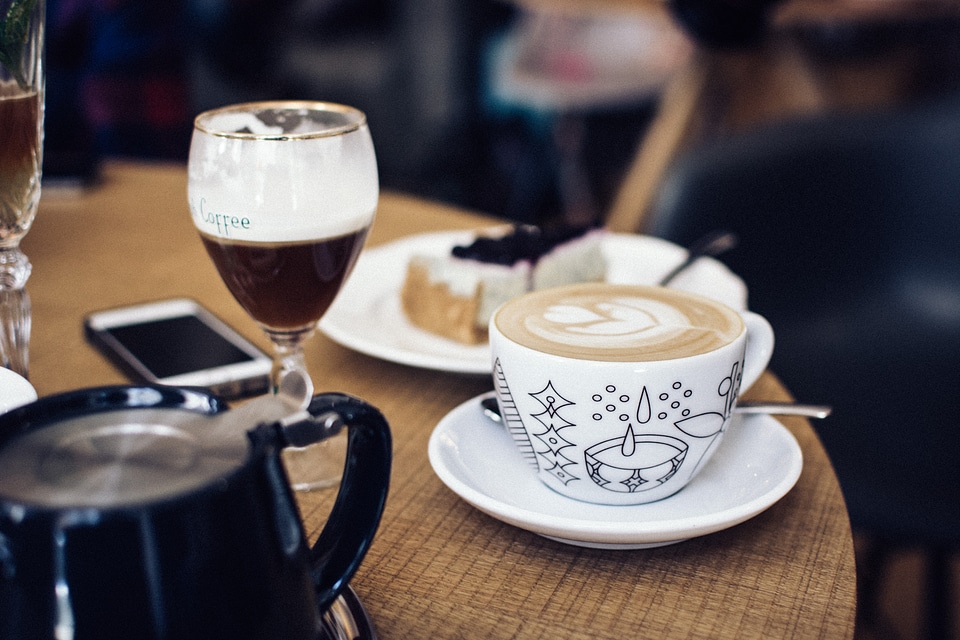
[193,101,367,141]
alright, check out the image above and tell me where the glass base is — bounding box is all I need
[282,432,347,491]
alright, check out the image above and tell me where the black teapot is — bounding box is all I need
[0,385,391,640]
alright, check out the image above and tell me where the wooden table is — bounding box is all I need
[22,162,857,639]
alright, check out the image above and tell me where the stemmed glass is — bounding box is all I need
[187,101,378,490]
[0,0,44,376]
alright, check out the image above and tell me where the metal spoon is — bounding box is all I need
[480,395,831,423]
[658,230,739,286]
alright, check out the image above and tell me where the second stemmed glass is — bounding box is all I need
[187,101,378,490]
[0,0,45,376]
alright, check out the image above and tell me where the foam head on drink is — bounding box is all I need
[493,284,744,363]
[187,104,378,244]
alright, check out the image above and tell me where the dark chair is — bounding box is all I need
[643,96,960,640]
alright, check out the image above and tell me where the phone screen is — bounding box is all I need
[105,315,255,379]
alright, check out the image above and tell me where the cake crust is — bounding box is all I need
[401,259,487,344]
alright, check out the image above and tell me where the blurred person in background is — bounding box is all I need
[45,0,289,169]
[46,0,193,160]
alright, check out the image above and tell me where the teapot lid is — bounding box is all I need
[0,387,248,509]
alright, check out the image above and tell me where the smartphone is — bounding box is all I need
[84,298,271,399]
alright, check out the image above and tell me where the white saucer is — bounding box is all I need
[428,393,802,549]
[320,231,747,374]
[0,367,37,414]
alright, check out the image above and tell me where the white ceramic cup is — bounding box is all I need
[489,283,774,506]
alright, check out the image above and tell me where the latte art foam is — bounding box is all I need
[494,284,744,361]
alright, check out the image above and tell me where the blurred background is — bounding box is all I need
[42,0,960,228]
[40,2,960,639]
[43,0,651,225]
[42,0,960,229]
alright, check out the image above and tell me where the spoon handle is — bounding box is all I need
[480,396,831,422]
[658,230,739,286]
[732,402,832,419]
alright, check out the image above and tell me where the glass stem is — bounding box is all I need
[0,247,32,377]
[267,329,315,398]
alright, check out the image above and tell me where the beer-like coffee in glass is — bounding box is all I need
[188,101,378,490]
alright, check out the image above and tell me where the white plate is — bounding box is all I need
[428,393,802,549]
[0,368,37,414]
[321,231,747,374]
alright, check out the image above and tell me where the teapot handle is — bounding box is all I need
[279,393,392,613]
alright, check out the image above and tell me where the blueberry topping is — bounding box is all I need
[451,225,595,265]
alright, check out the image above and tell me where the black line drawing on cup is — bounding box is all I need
[492,358,539,470]
[493,358,745,495]
[585,431,688,493]
[528,382,580,485]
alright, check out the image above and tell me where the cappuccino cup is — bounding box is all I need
[489,283,774,506]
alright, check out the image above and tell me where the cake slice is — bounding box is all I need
[400,225,606,344]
